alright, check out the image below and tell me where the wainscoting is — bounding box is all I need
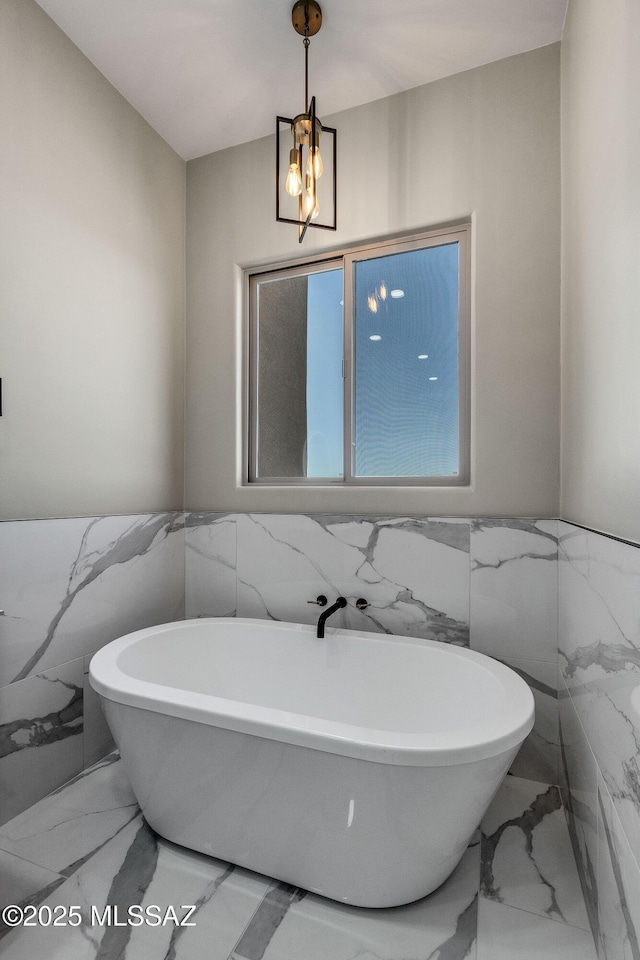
[0,514,184,823]
[558,522,640,958]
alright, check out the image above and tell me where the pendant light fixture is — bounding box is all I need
[276,1,337,243]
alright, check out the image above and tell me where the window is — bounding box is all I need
[247,225,470,485]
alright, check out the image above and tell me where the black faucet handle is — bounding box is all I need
[355,598,369,610]
[307,595,328,606]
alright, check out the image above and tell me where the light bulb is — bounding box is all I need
[303,177,320,220]
[306,146,324,180]
[379,283,387,301]
[367,295,378,314]
[285,149,302,197]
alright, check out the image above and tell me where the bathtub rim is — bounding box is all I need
[89,617,534,768]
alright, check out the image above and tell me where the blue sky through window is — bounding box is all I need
[306,269,344,477]
[354,243,459,477]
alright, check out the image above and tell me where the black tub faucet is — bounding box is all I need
[317,596,347,638]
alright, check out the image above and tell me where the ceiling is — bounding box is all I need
[34,0,568,161]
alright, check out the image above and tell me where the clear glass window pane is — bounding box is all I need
[255,268,343,479]
[306,271,344,477]
[353,243,460,478]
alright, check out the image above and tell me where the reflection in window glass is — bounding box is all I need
[354,243,460,477]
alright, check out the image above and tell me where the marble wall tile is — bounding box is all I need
[0,513,185,687]
[82,654,115,769]
[470,519,557,662]
[0,659,84,825]
[597,775,640,960]
[559,678,600,943]
[558,522,640,866]
[477,899,597,960]
[185,512,237,618]
[0,512,185,823]
[501,658,558,784]
[236,514,470,644]
[480,775,589,930]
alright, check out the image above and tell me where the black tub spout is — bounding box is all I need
[317,596,347,638]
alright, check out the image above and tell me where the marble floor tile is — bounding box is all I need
[0,817,271,959]
[0,849,64,913]
[481,775,590,930]
[235,842,480,960]
[0,756,600,960]
[0,754,138,874]
[477,900,597,960]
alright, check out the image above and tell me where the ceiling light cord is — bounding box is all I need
[304,34,310,108]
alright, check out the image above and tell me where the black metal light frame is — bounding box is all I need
[276,2,337,243]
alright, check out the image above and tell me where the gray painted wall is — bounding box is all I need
[561,0,640,543]
[0,0,186,521]
[186,44,561,517]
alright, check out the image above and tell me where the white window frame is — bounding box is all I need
[245,224,471,486]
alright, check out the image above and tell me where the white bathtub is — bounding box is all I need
[90,618,534,907]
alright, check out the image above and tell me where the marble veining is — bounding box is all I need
[233,844,480,960]
[185,512,237,618]
[558,522,640,862]
[0,755,596,960]
[0,512,185,688]
[476,900,597,960]
[0,513,185,821]
[597,781,640,960]
[470,518,558,664]
[236,514,470,644]
[558,691,599,941]
[0,754,138,874]
[0,673,82,761]
[0,660,86,824]
[472,519,558,567]
[231,882,306,960]
[558,524,640,680]
[481,776,589,930]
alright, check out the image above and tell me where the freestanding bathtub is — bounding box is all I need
[90,618,534,908]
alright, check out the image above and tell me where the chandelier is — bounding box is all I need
[276,1,337,243]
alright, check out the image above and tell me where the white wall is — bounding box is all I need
[0,0,186,520]
[186,45,561,517]
[561,0,640,543]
